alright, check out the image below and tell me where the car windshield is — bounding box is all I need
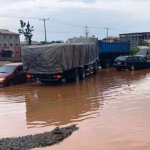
[0,65,16,74]
[136,50,147,55]
[115,56,127,61]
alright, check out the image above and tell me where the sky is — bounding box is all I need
[0,0,150,42]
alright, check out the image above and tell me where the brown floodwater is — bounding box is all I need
[1,68,150,150]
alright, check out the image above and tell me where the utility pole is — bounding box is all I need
[85,25,89,37]
[39,18,49,44]
[104,27,111,39]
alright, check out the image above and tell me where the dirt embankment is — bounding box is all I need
[0,125,79,150]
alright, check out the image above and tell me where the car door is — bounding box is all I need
[146,51,150,62]
[13,66,26,84]
[139,57,148,69]
[126,57,133,67]
[133,56,140,69]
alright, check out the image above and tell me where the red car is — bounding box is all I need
[0,63,27,87]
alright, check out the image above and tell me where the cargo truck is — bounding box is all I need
[67,37,130,68]
[22,43,99,83]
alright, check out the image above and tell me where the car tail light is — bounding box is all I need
[26,74,32,78]
[124,62,127,66]
[55,75,62,79]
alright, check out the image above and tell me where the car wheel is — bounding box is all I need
[8,80,15,86]
[130,66,135,71]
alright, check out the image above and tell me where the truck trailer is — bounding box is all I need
[67,37,130,68]
[22,43,99,82]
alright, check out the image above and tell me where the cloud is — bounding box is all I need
[0,0,150,42]
[0,0,149,18]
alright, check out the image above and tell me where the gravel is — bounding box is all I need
[0,125,79,150]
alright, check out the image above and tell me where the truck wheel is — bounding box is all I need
[104,59,110,68]
[93,62,99,74]
[72,69,79,82]
[79,67,85,80]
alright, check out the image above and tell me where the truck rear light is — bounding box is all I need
[26,74,32,78]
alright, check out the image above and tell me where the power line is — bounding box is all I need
[0,15,132,33]
[39,18,49,44]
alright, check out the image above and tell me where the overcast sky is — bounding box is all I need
[0,0,150,42]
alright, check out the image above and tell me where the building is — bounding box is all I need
[0,29,20,58]
[120,32,150,46]
[103,36,120,43]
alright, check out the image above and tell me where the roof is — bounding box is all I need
[0,29,20,35]
[67,37,98,44]
[120,32,150,35]
[5,63,23,66]
[103,36,120,40]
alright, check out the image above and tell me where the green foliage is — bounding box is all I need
[18,20,34,45]
[130,47,140,55]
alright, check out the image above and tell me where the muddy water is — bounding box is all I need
[1,69,150,150]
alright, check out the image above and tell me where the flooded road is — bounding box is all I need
[1,68,150,150]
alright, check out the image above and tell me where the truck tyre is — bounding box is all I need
[72,69,79,82]
[79,67,85,80]
[104,59,110,68]
[93,62,99,74]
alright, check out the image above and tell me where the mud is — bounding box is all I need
[0,125,78,150]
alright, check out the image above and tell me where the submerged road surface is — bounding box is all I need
[1,68,150,150]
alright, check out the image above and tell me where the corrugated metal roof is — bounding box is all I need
[0,29,19,35]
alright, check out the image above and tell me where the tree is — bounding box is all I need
[18,20,34,45]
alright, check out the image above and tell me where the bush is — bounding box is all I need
[130,47,140,55]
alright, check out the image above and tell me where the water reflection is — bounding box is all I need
[25,76,101,128]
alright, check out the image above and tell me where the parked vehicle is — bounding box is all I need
[135,50,150,61]
[113,56,150,71]
[0,63,27,87]
[67,37,130,68]
[22,43,99,83]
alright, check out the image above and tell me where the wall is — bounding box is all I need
[0,34,20,57]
